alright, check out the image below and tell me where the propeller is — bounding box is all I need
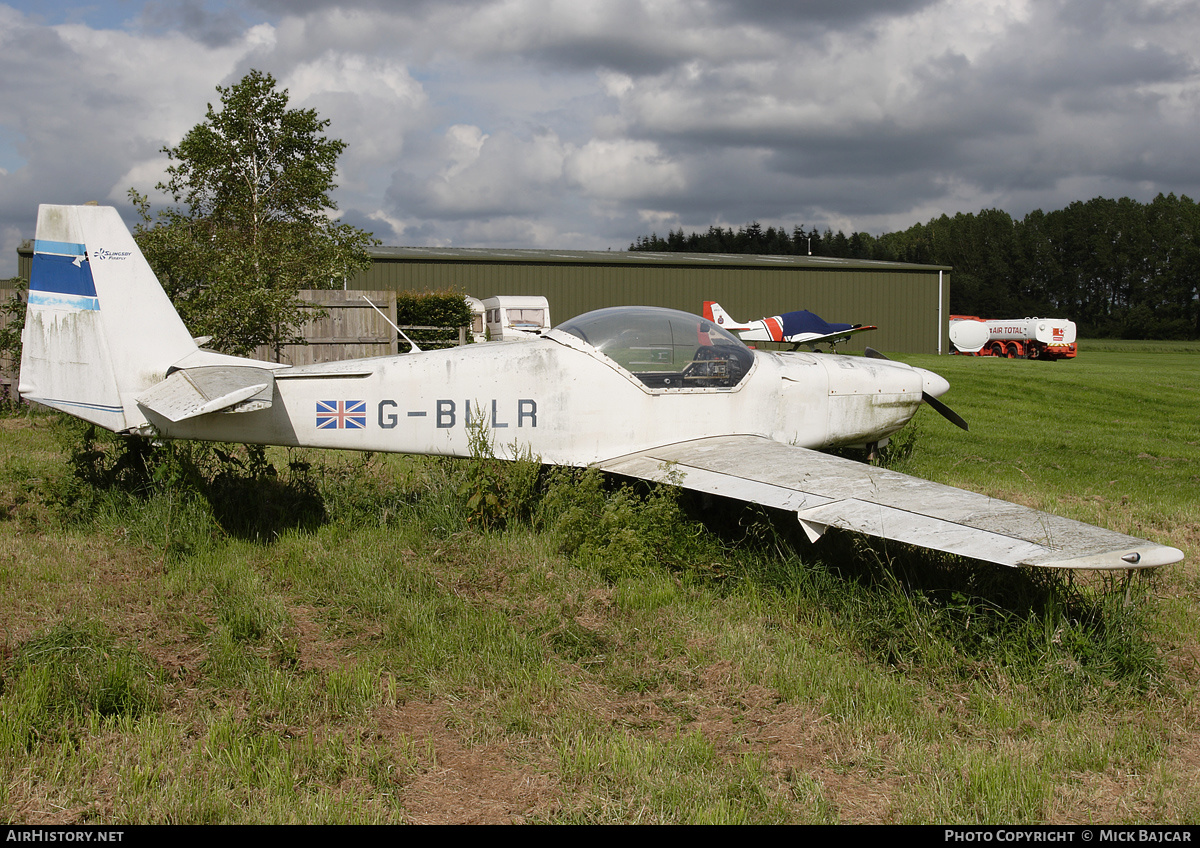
[865,347,969,431]
[921,391,970,431]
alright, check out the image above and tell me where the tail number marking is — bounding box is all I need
[378,399,538,430]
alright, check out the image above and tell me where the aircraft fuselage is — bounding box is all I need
[146,331,931,464]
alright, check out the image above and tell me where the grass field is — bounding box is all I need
[0,345,1197,824]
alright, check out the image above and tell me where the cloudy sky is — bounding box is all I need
[2,0,1198,276]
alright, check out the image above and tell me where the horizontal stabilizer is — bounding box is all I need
[137,366,275,423]
[599,435,1183,571]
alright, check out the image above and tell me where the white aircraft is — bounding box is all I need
[19,204,1183,571]
[703,301,878,351]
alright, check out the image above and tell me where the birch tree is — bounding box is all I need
[133,70,376,357]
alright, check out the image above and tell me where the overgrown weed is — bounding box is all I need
[538,466,731,581]
[454,416,543,529]
[0,620,163,754]
[41,419,327,550]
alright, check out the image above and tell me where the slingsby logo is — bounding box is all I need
[91,249,132,261]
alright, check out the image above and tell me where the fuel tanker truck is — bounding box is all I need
[949,316,1077,360]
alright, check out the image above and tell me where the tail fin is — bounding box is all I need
[19,204,199,432]
[702,301,750,330]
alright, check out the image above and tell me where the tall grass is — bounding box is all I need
[0,342,1197,824]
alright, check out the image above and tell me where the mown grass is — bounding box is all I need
[891,350,1199,545]
[1077,338,1200,355]
[0,346,1197,823]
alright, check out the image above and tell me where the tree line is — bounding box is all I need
[630,195,1200,339]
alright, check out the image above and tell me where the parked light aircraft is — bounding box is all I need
[19,204,1183,571]
[703,301,877,351]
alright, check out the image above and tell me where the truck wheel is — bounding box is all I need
[1005,344,1016,358]
[990,343,1004,357]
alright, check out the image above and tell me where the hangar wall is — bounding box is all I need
[11,241,954,354]
[352,248,952,354]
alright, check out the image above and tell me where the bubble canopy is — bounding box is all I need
[554,306,755,389]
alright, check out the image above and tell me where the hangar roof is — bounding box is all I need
[369,246,950,272]
[16,240,950,273]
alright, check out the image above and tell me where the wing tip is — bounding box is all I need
[1028,545,1184,571]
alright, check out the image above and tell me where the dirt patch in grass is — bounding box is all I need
[682,661,905,823]
[0,529,164,646]
[379,699,561,824]
[284,603,362,674]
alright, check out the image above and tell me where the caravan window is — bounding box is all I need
[507,307,546,328]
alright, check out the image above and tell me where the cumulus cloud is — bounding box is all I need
[414,127,567,217]
[281,52,429,203]
[3,0,1200,274]
[0,10,280,267]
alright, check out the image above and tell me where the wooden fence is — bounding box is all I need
[251,289,469,365]
[252,289,399,365]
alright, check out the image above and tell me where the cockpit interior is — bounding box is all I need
[555,306,754,389]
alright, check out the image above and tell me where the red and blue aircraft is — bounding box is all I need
[703,302,876,350]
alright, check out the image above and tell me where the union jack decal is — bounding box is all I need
[316,400,367,430]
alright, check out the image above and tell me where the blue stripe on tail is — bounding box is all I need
[34,239,87,256]
[28,251,99,311]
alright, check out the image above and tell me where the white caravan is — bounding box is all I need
[482,296,550,340]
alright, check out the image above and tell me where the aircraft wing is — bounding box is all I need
[793,324,878,347]
[597,435,1182,570]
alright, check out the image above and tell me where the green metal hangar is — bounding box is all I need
[351,247,951,354]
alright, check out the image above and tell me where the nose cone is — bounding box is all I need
[915,367,950,398]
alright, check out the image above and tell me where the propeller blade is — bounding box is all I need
[923,391,969,431]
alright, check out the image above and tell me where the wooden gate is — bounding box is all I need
[253,289,399,365]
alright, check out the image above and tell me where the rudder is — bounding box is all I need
[19,204,198,431]
[702,301,749,330]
